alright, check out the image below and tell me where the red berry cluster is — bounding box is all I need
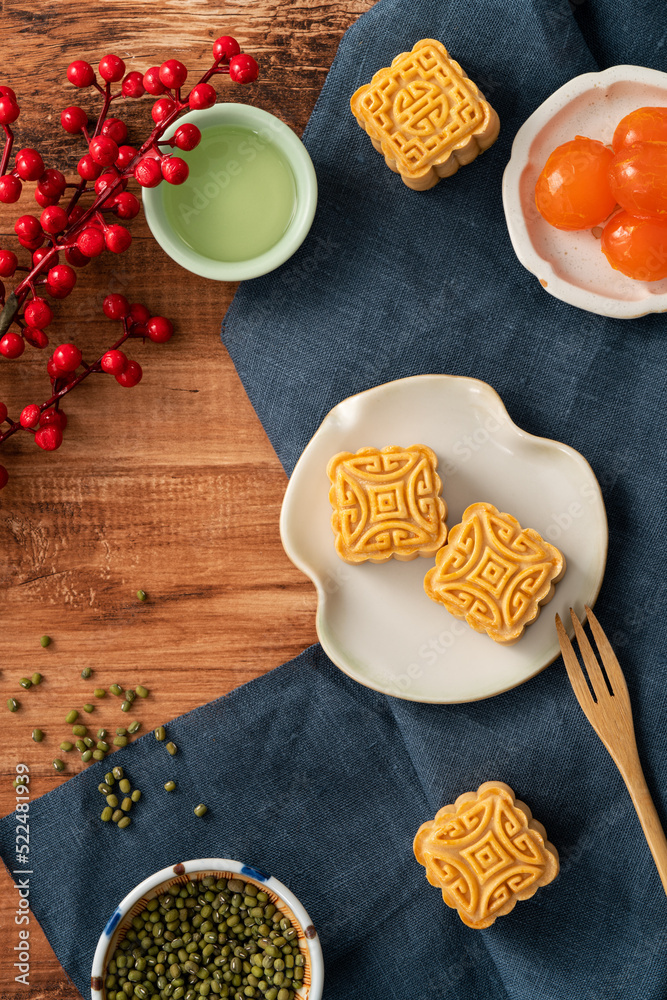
[0,37,259,489]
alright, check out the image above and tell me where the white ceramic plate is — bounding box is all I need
[280,375,608,703]
[502,64,667,318]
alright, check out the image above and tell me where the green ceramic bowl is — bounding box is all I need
[142,103,317,281]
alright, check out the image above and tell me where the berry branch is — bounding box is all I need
[0,36,259,490]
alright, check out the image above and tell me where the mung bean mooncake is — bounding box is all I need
[327,444,447,564]
[414,781,559,929]
[350,38,500,190]
[424,502,565,644]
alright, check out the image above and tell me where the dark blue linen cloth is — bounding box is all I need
[2,1,667,998]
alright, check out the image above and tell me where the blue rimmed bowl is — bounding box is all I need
[91,857,324,1000]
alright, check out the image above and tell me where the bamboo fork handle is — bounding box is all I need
[618,757,667,896]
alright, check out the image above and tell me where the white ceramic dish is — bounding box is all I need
[280,375,608,703]
[91,857,323,1000]
[502,64,667,318]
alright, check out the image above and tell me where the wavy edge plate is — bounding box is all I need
[502,64,667,319]
[280,375,609,703]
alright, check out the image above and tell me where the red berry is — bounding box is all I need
[129,302,150,325]
[24,298,52,327]
[15,147,45,181]
[0,465,8,489]
[189,83,216,111]
[0,332,25,358]
[15,215,41,241]
[115,359,142,387]
[61,105,88,134]
[35,424,63,451]
[39,408,67,430]
[103,293,130,320]
[33,247,57,267]
[46,357,60,378]
[134,156,162,188]
[20,404,41,428]
[229,54,259,85]
[0,174,22,203]
[34,186,58,208]
[159,59,188,89]
[47,264,77,294]
[147,316,173,343]
[0,96,20,125]
[0,401,7,422]
[99,54,126,83]
[67,60,95,88]
[213,36,241,61]
[53,342,81,371]
[122,71,145,98]
[77,153,102,180]
[161,156,189,185]
[77,227,106,257]
[39,168,67,198]
[115,144,137,171]
[104,224,132,254]
[65,246,90,268]
[113,191,140,220]
[89,135,118,167]
[18,234,45,251]
[173,123,201,151]
[23,326,48,349]
[0,249,18,276]
[151,97,176,124]
[143,66,166,96]
[100,349,127,374]
[0,85,16,100]
[40,205,68,234]
[101,117,128,144]
[94,171,121,207]
[69,205,85,224]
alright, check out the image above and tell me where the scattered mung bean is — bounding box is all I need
[32,728,44,742]
[83,703,94,713]
[121,797,132,812]
[97,741,110,752]
[117,816,131,828]
[124,689,136,702]
[137,589,147,601]
[113,736,128,747]
[75,739,87,752]
[40,635,50,647]
[120,700,131,712]
[99,782,113,795]
[81,667,92,679]
[65,710,79,724]
[112,766,124,780]
[135,685,149,698]
[194,803,208,817]
[154,726,166,741]
[119,778,131,794]
[128,720,141,734]
[59,741,74,752]
[81,750,93,762]
[110,684,122,696]
[19,677,31,689]
[97,728,107,740]
[94,688,106,698]
[131,789,141,802]
[166,741,177,756]
[72,724,87,737]
[53,758,65,772]
[31,672,42,685]
[164,780,176,792]
[83,736,95,748]
[111,808,124,823]
[7,698,19,712]
[104,772,115,786]
[116,726,127,736]
[101,807,113,822]
[92,749,106,761]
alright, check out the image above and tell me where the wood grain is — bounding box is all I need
[0,1,373,995]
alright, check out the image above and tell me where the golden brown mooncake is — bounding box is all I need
[350,38,500,191]
[424,502,565,644]
[327,444,447,564]
[414,781,559,929]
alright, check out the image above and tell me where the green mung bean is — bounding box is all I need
[92,749,106,761]
[71,723,87,736]
[40,635,50,647]
[83,736,95,748]
[65,709,79,724]
[105,771,115,785]
[166,742,177,756]
[53,758,65,772]
[94,688,106,698]
[111,808,124,822]
[136,685,149,698]
[119,778,131,793]
[110,684,123,696]
[31,672,42,685]
[118,816,131,829]
[81,750,93,762]
[97,728,107,740]
[97,741,110,752]
[106,793,119,807]
[164,780,176,792]
[121,797,132,812]
[83,703,95,713]
[121,700,131,712]
[116,726,127,736]
[99,782,113,795]
[19,677,31,689]
[75,739,87,752]
[101,806,113,821]
[137,589,147,601]
[59,741,74,752]
[32,728,44,742]
[81,667,92,679]
[7,698,19,712]
[131,789,141,802]
[128,720,141,734]
[194,804,208,818]
[155,726,166,741]
[113,765,124,780]
[125,689,136,702]
[113,735,128,747]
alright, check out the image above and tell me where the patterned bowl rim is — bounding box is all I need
[90,858,323,1000]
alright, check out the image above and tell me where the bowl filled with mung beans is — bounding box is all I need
[91,857,324,1000]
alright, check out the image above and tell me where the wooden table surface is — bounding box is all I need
[0,1,372,995]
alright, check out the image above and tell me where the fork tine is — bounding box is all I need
[570,608,610,701]
[555,613,597,718]
[585,605,630,703]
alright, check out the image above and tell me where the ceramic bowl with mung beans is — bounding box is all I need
[91,857,324,1000]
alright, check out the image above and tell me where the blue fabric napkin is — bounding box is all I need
[2,1,667,998]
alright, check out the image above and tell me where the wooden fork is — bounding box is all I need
[555,605,667,895]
